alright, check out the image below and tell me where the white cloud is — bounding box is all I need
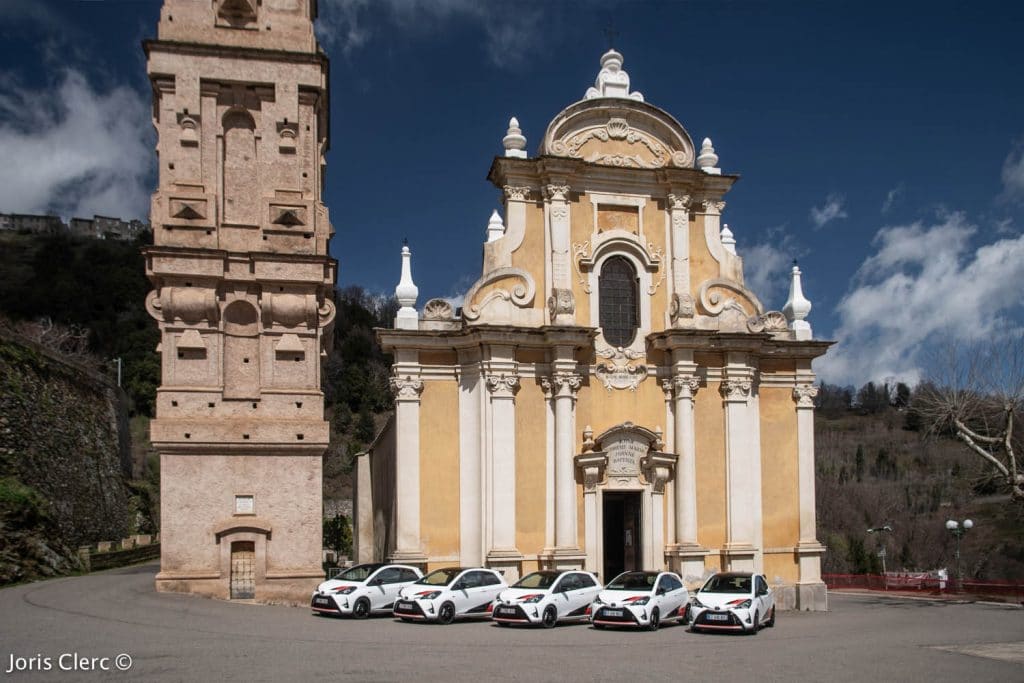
[1000,141,1024,203]
[741,226,802,309]
[315,0,546,68]
[809,193,848,228]
[881,183,903,214]
[816,212,1024,386]
[0,71,153,221]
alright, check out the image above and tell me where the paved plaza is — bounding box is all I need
[1,563,1022,682]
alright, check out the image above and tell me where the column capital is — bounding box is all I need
[666,193,692,211]
[549,371,582,398]
[503,185,532,202]
[390,374,424,401]
[700,198,726,214]
[720,377,752,402]
[673,374,701,399]
[543,184,571,202]
[485,373,520,398]
[793,384,819,408]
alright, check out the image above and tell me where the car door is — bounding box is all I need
[479,571,506,607]
[656,574,684,616]
[559,573,595,617]
[451,571,483,614]
[369,567,404,610]
[551,573,577,617]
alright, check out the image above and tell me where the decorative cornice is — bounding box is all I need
[390,374,424,401]
[793,384,819,408]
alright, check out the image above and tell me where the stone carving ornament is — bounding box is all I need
[594,346,648,392]
[793,384,819,408]
[422,298,454,321]
[461,267,536,321]
[720,377,753,402]
[547,288,575,318]
[747,311,789,335]
[486,374,520,397]
[390,375,424,400]
[503,186,532,201]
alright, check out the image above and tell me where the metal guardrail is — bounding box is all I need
[824,573,1024,601]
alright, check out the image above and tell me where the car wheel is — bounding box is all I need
[437,601,456,625]
[646,607,660,632]
[542,605,558,629]
[766,607,775,628]
[749,610,759,635]
[353,598,371,619]
[681,604,691,625]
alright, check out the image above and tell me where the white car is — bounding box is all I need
[310,563,422,618]
[590,571,690,630]
[393,567,507,624]
[492,570,602,628]
[690,572,775,634]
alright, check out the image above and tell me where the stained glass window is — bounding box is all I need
[599,255,639,347]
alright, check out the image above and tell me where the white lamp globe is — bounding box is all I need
[963,519,974,530]
[945,520,958,530]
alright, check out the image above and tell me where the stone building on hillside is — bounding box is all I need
[357,50,831,610]
[142,0,335,603]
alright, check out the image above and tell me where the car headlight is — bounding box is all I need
[727,598,752,609]
[417,591,442,600]
[521,594,545,604]
[627,597,650,606]
[334,586,356,595]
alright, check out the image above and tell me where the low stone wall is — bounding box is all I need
[78,534,160,573]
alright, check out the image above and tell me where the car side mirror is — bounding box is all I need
[656,587,666,596]
[453,582,465,591]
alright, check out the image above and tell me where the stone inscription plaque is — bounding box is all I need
[235,495,255,515]
[605,437,647,477]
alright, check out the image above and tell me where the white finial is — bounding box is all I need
[486,209,506,242]
[783,262,813,340]
[720,223,736,255]
[503,116,527,158]
[697,137,720,174]
[394,241,419,330]
[584,49,644,101]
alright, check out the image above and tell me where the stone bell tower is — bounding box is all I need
[143,0,335,603]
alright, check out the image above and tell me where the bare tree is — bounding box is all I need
[915,338,1024,504]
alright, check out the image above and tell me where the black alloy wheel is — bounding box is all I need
[646,607,660,631]
[437,601,456,625]
[353,598,371,619]
[542,605,558,629]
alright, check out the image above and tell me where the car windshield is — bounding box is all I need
[606,572,656,591]
[513,572,560,589]
[701,574,752,594]
[336,563,384,581]
[416,568,462,586]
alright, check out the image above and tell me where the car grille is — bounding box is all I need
[593,606,639,625]
[393,600,426,618]
[492,604,531,622]
[311,594,339,612]
[695,610,742,628]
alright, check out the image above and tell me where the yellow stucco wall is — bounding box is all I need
[515,378,548,555]
[689,214,719,297]
[694,380,727,550]
[759,386,800,549]
[571,194,594,324]
[763,552,799,584]
[642,198,668,335]
[510,201,547,311]
[576,376,666,438]
[419,380,460,558]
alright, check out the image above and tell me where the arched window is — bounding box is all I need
[599,255,639,347]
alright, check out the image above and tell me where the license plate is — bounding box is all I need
[396,601,414,610]
[496,607,517,615]
[706,613,728,621]
[602,608,623,617]
[313,597,332,607]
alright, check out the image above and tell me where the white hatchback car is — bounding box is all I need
[393,567,508,624]
[492,570,602,628]
[311,563,422,618]
[690,572,775,634]
[590,571,690,630]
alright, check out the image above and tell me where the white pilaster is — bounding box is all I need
[794,379,827,610]
[666,193,693,329]
[484,352,522,580]
[544,183,574,325]
[721,356,757,572]
[457,350,483,566]
[389,368,426,564]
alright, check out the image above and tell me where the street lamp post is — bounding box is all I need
[945,519,973,591]
[867,525,893,587]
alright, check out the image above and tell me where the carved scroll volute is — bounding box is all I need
[720,377,752,403]
[640,452,675,494]
[150,286,219,324]
[485,374,520,398]
[318,298,337,330]
[575,452,607,492]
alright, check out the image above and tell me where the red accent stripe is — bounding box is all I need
[593,620,638,626]
[311,606,340,613]
[493,616,531,622]
[697,624,744,630]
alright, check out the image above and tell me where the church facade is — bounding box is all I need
[143,0,334,603]
[357,50,831,610]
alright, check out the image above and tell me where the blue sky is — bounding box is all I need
[1,0,1022,386]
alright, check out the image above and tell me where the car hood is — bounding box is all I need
[497,588,551,604]
[596,590,650,606]
[316,580,362,593]
[695,592,751,609]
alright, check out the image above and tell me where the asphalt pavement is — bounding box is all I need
[1,562,1022,682]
